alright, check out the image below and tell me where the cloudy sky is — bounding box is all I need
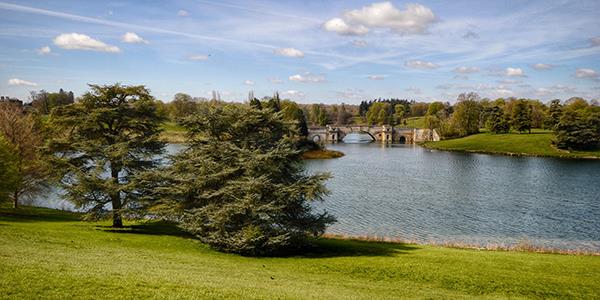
[1,0,599,103]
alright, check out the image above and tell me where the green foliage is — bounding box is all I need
[511,100,532,133]
[0,135,18,202]
[170,93,198,119]
[280,100,309,136]
[0,102,48,208]
[486,106,510,134]
[554,107,600,150]
[446,93,481,137]
[393,104,405,124]
[2,207,600,299]
[366,102,390,125]
[49,83,165,227]
[423,130,600,158]
[146,105,334,255]
[426,101,445,116]
[545,99,562,129]
[30,88,75,114]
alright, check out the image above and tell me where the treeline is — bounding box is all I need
[432,92,600,151]
[0,83,332,256]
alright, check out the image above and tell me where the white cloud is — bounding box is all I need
[454,66,479,74]
[53,33,120,53]
[188,54,209,61]
[590,37,600,47]
[37,46,51,55]
[274,47,304,58]
[405,59,439,69]
[324,2,436,36]
[269,78,283,84]
[351,40,368,47]
[323,18,369,36]
[121,32,148,44]
[288,73,326,83]
[243,80,254,86]
[8,78,38,87]
[367,75,385,80]
[497,79,521,85]
[177,10,189,17]
[282,90,305,98]
[532,63,554,70]
[575,68,598,79]
[505,67,525,77]
[494,89,513,96]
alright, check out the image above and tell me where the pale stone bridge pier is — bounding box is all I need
[308,125,440,144]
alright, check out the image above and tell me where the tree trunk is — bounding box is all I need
[110,165,123,228]
[13,190,18,209]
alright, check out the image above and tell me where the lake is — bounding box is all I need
[306,143,600,252]
[30,143,600,252]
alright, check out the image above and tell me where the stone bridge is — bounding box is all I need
[308,125,440,144]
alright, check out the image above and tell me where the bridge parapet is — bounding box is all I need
[308,125,439,144]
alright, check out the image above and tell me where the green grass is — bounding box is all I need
[1,206,599,299]
[423,130,600,159]
[160,121,187,143]
[403,116,426,128]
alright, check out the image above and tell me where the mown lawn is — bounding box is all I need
[160,121,187,143]
[1,206,599,299]
[422,130,600,159]
[403,116,426,128]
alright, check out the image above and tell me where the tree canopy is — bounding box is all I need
[49,83,165,227]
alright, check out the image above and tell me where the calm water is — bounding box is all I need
[306,143,600,251]
[31,143,600,251]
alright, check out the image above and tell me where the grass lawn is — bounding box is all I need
[160,121,187,143]
[1,206,599,299]
[301,149,345,159]
[422,130,600,159]
[403,116,427,128]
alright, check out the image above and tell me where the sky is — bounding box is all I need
[0,0,599,104]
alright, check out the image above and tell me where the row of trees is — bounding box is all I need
[434,93,600,150]
[0,84,333,255]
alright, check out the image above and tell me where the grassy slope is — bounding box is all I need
[403,116,426,128]
[423,130,600,159]
[160,121,187,143]
[1,207,599,299]
[301,149,345,159]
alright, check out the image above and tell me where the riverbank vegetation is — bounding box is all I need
[423,130,600,159]
[1,206,599,299]
[422,93,600,156]
[301,149,345,159]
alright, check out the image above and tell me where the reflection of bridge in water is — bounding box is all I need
[308,125,440,144]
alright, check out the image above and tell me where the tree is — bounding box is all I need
[0,135,18,203]
[511,100,532,133]
[170,93,197,119]
[144,105,335,255]
[336,103,351,125]
[449,93,481,137]
[366,102,390,125]
[281,100,309,136]
[554,107,600,150]
[393,104,405,125]
[486,106,510,134]
[545,99,562,129]
[265,92,281,112]
[0,102,48,208]
[427,102,444,116]
[317,109,329,126]
[49,84,165,227]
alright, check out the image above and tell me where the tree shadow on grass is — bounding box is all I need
[96,221,193,238]
[294,238,420,258]
[0,206,81,223]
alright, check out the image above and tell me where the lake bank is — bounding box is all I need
[2,206,599,299]
[421,130,600,159]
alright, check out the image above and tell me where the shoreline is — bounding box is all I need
[322,234,600,256]
[420,143,600,160]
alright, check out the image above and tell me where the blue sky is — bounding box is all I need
[0,0,599,104]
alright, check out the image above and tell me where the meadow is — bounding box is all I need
[1,206,599,299]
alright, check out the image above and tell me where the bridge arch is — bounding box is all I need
[342,130,376,143]
[398,136,407,144]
